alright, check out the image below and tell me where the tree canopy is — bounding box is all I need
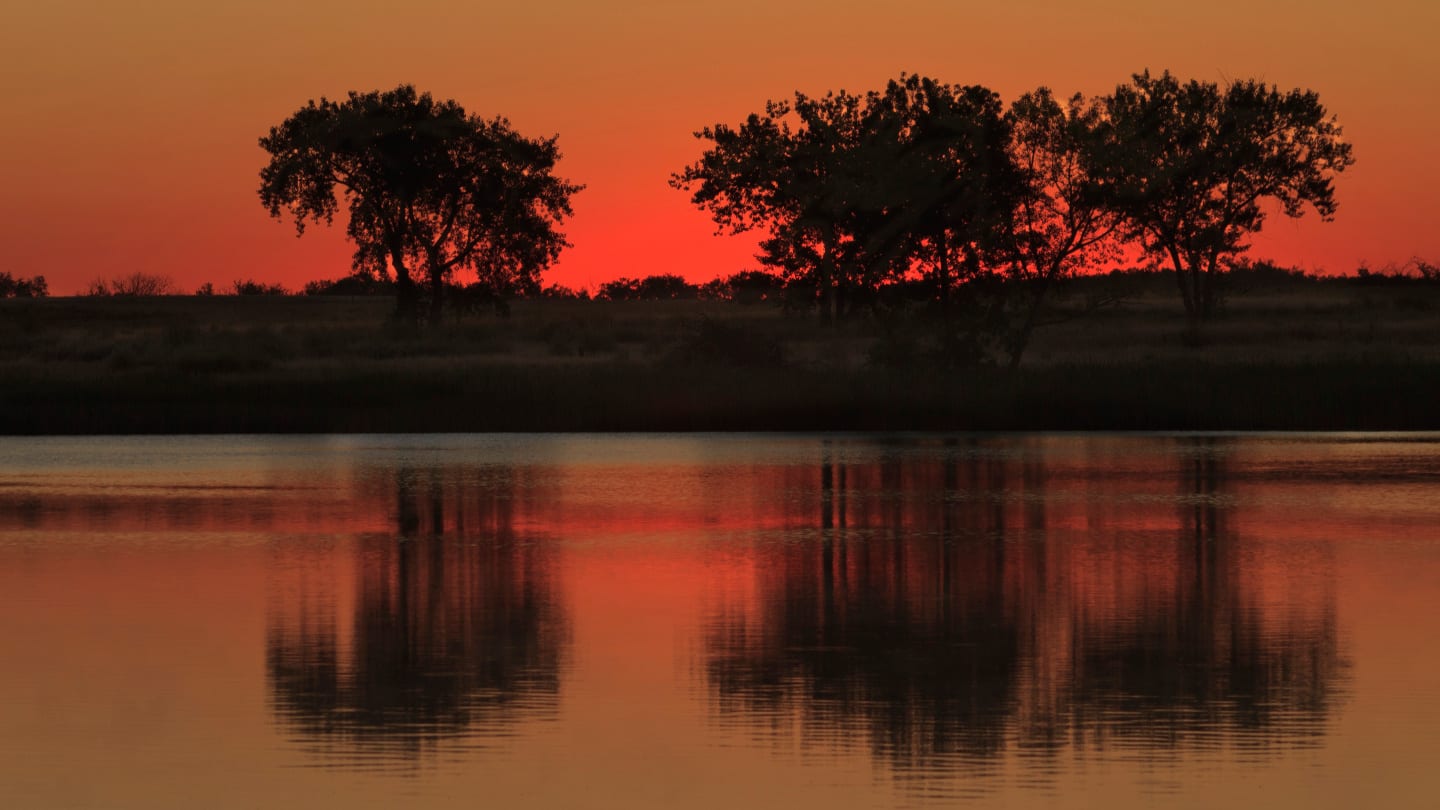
[674,70,1354,357]
[671,76,1015,323]
[1098,71,1354,325]
[995,88,1119,366]
[259,85,581,321]
[0,272,48,298]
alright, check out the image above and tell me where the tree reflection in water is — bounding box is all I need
[705,438,1345,776]
[266,466,567,763]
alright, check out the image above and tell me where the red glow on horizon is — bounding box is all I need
[3,1,1437,294]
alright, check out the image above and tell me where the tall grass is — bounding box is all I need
[2,277,1438,434]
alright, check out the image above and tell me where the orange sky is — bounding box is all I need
[3,0,1437,294]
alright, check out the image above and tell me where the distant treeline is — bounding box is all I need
[0,272,47,298]
[54,259,1440,306]
[63,269,788,303]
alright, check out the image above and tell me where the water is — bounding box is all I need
[0,433,1437,809]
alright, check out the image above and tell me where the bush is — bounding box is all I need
[598,274,698,301]
[87,272,175,296]
[303,273,395,296]
[0,272,47,298]
[231,279,289,296]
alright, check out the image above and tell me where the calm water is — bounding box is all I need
[1,434,1437,809]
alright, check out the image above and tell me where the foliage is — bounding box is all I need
[540,283,590,300]
[672,75,1016,323]
[861,75,1019,304]
[259,84,581,322]
[231,279,290,296]
[1097,71,1354,325]
[0,272,48,298]
[727,272,771,300]
[86,272,175,296]
[303,271,397,296]
[996,88,1119,367]
[1352,257,1440,285]
[673,69,1355,363]
[597,274,698,301]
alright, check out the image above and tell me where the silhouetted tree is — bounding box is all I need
[710,269,782,303]
[0,272,48,298]
[674,76,1018,334]
[672,87,904,323]
[728,269,782,303]
[597,274,697,300]
[230,279,289,295]
[259,85,582,322]
[86,272,174,296]
[862,76,1018,311]
[302,270,396,296]
[539,282,589,300]
[1098,71,1353,331]
[996,88,1119,368]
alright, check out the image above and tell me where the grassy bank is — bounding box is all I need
[3,276,1439,433]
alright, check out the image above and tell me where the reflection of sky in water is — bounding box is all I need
[1,435,1439,807]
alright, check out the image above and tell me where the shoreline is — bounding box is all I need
[5,361,1436,435]
[4,285,1439,435]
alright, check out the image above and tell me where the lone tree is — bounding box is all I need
[259,85,581,321]
[1099,71,1353,330]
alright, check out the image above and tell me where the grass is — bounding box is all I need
[2,275,1439,433]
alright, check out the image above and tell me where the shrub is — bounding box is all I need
[0,272,47,298]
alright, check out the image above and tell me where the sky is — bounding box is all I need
[3,0,1437,294]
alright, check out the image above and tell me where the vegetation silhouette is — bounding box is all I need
[267,464,569,760]
[85,272,175,296]
[0,272,48,298]
[675,70,1351,359]
[597,274,696,301]
[1099,71,1354,334]
[997,88,1118,367]
[259,84,581,323]
[6,269,1440,433]
[672,76,1018,330]
[703,439,1345,782]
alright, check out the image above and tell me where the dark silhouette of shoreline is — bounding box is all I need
[3,269,1439,433]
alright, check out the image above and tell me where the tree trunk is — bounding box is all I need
[1199,254,1220,319]
[390,247,420,323]
[1166,246,1204,343]
[1006,274,1054,371]
[936,230,950,314]
[428,264,445,324]
[818,232,838,327]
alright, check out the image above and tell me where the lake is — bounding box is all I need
[1,434,1437,809]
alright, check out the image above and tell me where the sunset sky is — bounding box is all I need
[3,0,1437,294]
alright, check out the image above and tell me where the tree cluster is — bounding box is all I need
[251,75,1352,361]
[673,71,1353,362]
[0,272,48,298]
[596,274,695,301]
[586,270,785,302]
